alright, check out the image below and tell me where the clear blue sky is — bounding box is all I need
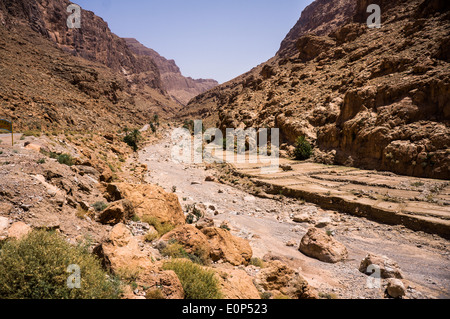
[73,0,312,84]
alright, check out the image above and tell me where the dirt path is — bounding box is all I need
[139,133,450,299]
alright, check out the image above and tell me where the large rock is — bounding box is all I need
[103,183,185,226]
[256,260,317,299]
[138,269,185,300]
[201,227,252,266]
[94,223,152,275]
[299,228,348,263]
[96,199,135,225]
[359,253,404,279]
[7,221,32,240]
[160,224,211,256]
[386,279,406,299]
[215,267,260,299]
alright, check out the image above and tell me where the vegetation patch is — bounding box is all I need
[163,259,222,299]
[0,230,121,299]
[294,136,312,161]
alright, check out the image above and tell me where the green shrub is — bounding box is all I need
[57,154,74,166]
[23,130,41,137]
[249,258,265,268]
[163,259,222,299]
[0,230,121,299]
[142,216,174,237]
[146,288,165,299]
[161,241,210,266]
[92,201,108,213]
[123,129,142,152]
[37,158,46,164]
[293,136,312,161]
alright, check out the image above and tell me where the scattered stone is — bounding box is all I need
[299,228,348,263]
[286,240,297,247]
[359,253,404,279]
[315,217,332,228]
[292,213,312,224]
[205,176,216,182]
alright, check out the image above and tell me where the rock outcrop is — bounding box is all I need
[103,183,185,226]
[184,0,450,179]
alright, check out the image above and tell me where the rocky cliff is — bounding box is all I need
[0,0,180,131]
[124,38,218,106]
[184,0,450,179]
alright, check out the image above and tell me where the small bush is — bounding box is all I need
[293,136,312,161]
[123,129,142,152]
[142,216,174,237]
[0,230,121,299]
[92,201,108,213]
[144,231,158,243]
[23,130,41,137]
[146,288,165,299]
[57,154,74,166]
[37,158,46,164]
[250,258,265,268]
[163,259,222,299]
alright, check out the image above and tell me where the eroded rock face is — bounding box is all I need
[103,183,185,226]
[124,38,218,106]
[299,228,348,263]
[185,0,450,179]
[96,199,135,225]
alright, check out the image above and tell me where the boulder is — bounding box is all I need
[299,228,348,263]
[7,222,32,240]
[139,269,185,300]
[359,253,404,279]
[215,267,260,299]
[103,183,185,226]
[201,227,252,266]
[94,223,152,275]
[161,225,211,256]
[96,199,135,225]
[99,165,113,183]
[386,279,406,299]
[256,260,317,299]
[195,217,215,230]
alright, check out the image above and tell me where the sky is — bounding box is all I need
[73,0,312,84]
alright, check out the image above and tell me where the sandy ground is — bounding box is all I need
[138,133,450,299]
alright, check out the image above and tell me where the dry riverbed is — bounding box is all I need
[139,134,450,299]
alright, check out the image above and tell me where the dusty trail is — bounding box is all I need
[139,133,450,299]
